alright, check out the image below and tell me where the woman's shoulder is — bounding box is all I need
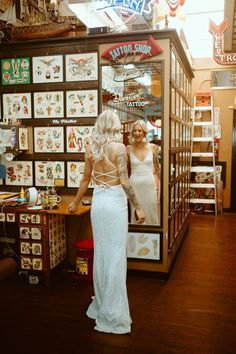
[149,143,158,151]
[126,144,131,153]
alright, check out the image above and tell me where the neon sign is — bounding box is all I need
[92,0,152,15]
[209,19,236,65]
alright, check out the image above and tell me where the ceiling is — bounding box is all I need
[1,1,236,57]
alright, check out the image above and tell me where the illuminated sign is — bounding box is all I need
[92,0,152,15]
[101,35,163,61]
[209,19,236,65]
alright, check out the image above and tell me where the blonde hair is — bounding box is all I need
[129,119,148,144]
[90,110,122,160]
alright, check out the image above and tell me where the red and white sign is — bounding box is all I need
[101,35,163,61]
[209,18,236,65]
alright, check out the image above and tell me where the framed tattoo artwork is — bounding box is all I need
[67,161,95,188]
[34,126,64,153]
[35,161,65,187]
[32,55,63,83]
[33,91,64,118]
[66,125,94,153]
[5,160,33,186]
[18,127,29,150]
[66,89,98,117]
[1,57,30,85]
[2,93,32,119]
[127,232,161,261]
[65,52,98,82]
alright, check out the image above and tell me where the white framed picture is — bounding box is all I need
[34,126,64,153]
[35,161,65,187]
[66,125,94,153]
[127,232,161,260]
[66,89,98,117]
[5,160,33,186]
[32,55,63,83]
[3,93,32,119]
[67,161,95,188]
[33,91,64,118]
[65,52,98,81]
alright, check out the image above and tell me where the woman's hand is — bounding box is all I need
[67,201,79,213]
[135,208,145,224]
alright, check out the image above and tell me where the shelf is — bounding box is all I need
[191,166,215,173]
[194,106,212,112]
[191,152,214,157]
[192,137,214,142]
[190,198,216,204]
[193,121,213,126]
[190,183,215,188]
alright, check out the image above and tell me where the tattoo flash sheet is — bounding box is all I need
[35,161,65,187]
[127,233,161,260]
[66,90,98,117]
[33,91,64,118]
[67,161,94,188]
[32,55,63,83]
[3,93,32,119]
[65,52,98,81]
[66,125,94,153]
[34,126,64,153]
[5,161,33,186]
[1,57,30,85]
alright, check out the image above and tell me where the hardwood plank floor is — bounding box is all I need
[0,213,236,354]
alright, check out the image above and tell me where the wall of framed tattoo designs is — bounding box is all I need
[0,30,193,277]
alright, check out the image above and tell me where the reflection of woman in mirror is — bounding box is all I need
[126,120,160,225]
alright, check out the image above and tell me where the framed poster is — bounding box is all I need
[127,232,161,261]
[35,161,65,187]
[18,127,29,150]
[32,55,63,83]
[67,161,94,188]
[5,161,33,186]
[33,91,64,118]
[34,126,64,153]
[3,93,32,119]
[66,89,98,117]
[0,127,16,148]
[1,57,30,85]
[66,125,94,153]
[65,52,98,81]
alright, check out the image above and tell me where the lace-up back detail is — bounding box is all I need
[93,151,120,187]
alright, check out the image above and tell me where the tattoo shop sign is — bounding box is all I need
[209,18,236,65]
[101,36,163,107]
[101,35,163,62]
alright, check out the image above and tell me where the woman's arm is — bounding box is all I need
[117,144,145,224]
[68,150,92,212]
[151,144,161,199]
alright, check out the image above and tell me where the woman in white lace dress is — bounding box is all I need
[68,110,145,334]
[126,120,160,225]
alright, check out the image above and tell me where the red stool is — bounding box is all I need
[74,239,94,285]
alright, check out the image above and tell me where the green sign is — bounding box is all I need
[1,57,30,85]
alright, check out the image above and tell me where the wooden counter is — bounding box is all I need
[46,202,91,216]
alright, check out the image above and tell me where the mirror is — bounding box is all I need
[102,61,162,226]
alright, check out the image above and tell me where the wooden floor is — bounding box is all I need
[1,213,236,354]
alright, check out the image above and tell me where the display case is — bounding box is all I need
[0,29,193,277]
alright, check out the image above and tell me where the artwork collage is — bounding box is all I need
[0,53,99,189]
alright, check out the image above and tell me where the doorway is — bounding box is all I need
[230,111,236,211]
